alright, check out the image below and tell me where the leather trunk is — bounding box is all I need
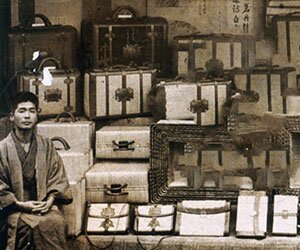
[36,114,95,151]
[232,66,297,116]
[86,203,130,233]
[134,205,175,234]
[8,14,77,79]
[176,200,230,236]
[149,79,231,126]
[84,68,156,119]
[18,66,81,117]
[236,190,268,238]
[81,17,167,75]
[95,126,150,159]
[173,34,255,78]
[85,162,149,203]
[272,195,298,236]
[62,179,86,236]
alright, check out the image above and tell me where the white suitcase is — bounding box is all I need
[86,203,130,233]
[85,162,149,203]
[95,126,150,159]
[176,200,230,236]
[272,195,298,236]
[236,190,268,238]
[84,68,156,119]
[52,137,94,182]
[37,112,95,151]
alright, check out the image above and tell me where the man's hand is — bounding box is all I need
[15,201,47,213]
[15,196,55,215]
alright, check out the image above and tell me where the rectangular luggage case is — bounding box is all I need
[84,68,156,119]
[149,79,231,125]
[95,126,150,159]
[62,179,86,236]
[232,66,297,116]
[36,112,95,151]
[81,17,167,74]
[85,162,149,203]
[8,14,77,78]
[173,34,255,77]
[176,200,230,236]
[18,58,81,117]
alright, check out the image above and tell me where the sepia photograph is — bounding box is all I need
[1,0,300,249]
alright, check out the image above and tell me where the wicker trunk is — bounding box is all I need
[149,79,231,125]
[37,114,95,151]
[85,162,149,203]
[84,68,156,119]
[95,126,150,159]
[134,205,175,234]
[236,191,268,238]
[272,195,298,236]
[86,203,130,233]
[176,200,230,236]
[62,179,86,236]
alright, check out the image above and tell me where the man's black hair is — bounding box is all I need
[11,91,39,112]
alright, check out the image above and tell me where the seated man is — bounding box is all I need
[0,91,71,250]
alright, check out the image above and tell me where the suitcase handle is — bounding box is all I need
[55,111,77,123]
[25,14,52,28]
[112,140,135,151]
[50,137,71,150]
[104,184,129,196]
[112,5,140,19]
[190,99,209,113]
[37,57,62,72]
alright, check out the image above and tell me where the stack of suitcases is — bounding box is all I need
[2,2,300,244]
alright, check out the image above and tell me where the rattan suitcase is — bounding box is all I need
[148,79,231,125]
[62,179,86,236]
[85,162,149,203]
[95,126,150,159]
[176,200,230,236]
[236,190,268,238]
[18,58,81,117]
[84,68,156,119]
[37,112,95,151]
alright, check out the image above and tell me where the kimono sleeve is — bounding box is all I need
[0,147,17,209]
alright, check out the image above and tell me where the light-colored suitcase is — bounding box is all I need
[52,137,93,182]
[37,112,95,151]
[86,203,130,233]
[18,57,81,117]
[233,66,297,116]
[272,195,298,236]
[273,13,300,74]
[95,126,150,159]
[84,68,156,119]
[149,80,231,125]
[62,179,86,236]
[173,34,255,77]
[176,200,230,236]
[134,204,175,233]
[236,190,268,238]
[286,94,300,115]
[85,162,149,203]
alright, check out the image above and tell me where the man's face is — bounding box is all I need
[10,101,38,130]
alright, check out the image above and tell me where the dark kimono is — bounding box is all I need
[0,132,70,250]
